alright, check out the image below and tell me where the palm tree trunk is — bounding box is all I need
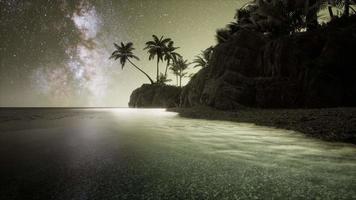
[179,75,182,87]
[128,59,154,84]
[328,0,334,18]
[328,7,334,18]
[156,58,159,82]
[164,60,170,77]
[350,6,356,14]
[176,75,178,86]
[344,0,350,16]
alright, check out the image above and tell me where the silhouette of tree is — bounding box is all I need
[170,58,190,87]
[163,41,181,78]
[193,46,214,68]
[144,35,171,82]
[110,42,154,84]
[193,56,207,69]
[330,0,356,16]
[218,0,339,38]
[157,73,172,85]
[169,64,180,86]
[328,0,335,18]
[344,0,350,15]
[216,28,232,43]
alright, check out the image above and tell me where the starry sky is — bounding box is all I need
[0,0,248,107]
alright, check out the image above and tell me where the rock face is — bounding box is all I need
[181,16,356,110]
[129,84,181,108]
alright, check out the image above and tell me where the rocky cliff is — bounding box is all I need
[181,16,356,110]
[129,84,181,108]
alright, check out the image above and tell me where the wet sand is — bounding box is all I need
[170,106,356,144]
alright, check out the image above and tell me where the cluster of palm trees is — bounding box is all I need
[110,35,191,87]
[327,0,356,17]
[170,58,190,87]
[216,0,355,41]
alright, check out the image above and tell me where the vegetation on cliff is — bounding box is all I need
[111,0,355,109]
[181,0,356,110]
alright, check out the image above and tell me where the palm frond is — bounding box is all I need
[114,43,120,50]
[161,38,172,44]
[216,28,231,43]
[129,55,140,61]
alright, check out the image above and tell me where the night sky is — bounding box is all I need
[0,0,247,107]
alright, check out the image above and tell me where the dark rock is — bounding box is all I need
[181,16,356,109]
[255,77,301,108]
[201,71,256,110]
[209,29,266,78]
[181,29,265,110]
[129,84,181,108]
[180,67,210,108]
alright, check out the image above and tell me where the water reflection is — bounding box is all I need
[0,108,355,199]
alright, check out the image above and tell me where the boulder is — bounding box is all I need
[129,84,181,108]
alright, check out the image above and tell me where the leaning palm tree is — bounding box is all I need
[144,35,171,82]
[163,41,181,77]
[110,42,154,84]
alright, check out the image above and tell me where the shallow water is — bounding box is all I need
[0,108,355,199]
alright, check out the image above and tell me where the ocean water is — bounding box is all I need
[0,108,355,199]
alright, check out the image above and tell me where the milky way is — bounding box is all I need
[33,0,113,106]
[0,0,246,107]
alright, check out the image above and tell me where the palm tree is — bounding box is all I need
[343,0,356,16]
[193,46,213,68]
[170,58,190,87]
[315,0,355,19]
[344,0,350,16]
[192,56,207,68]
[144,35,171,82]
[328,0,335,18]
[232,0,329,34]
[332,0,356,17]
[216,28,232,43]
[157,73,172,84]
[163,41,181,77]
[169,64,180,86]
[110,42,154,84]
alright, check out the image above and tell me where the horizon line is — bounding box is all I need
[0,107,130,109]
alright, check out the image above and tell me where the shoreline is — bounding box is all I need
[168,106,356,145]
